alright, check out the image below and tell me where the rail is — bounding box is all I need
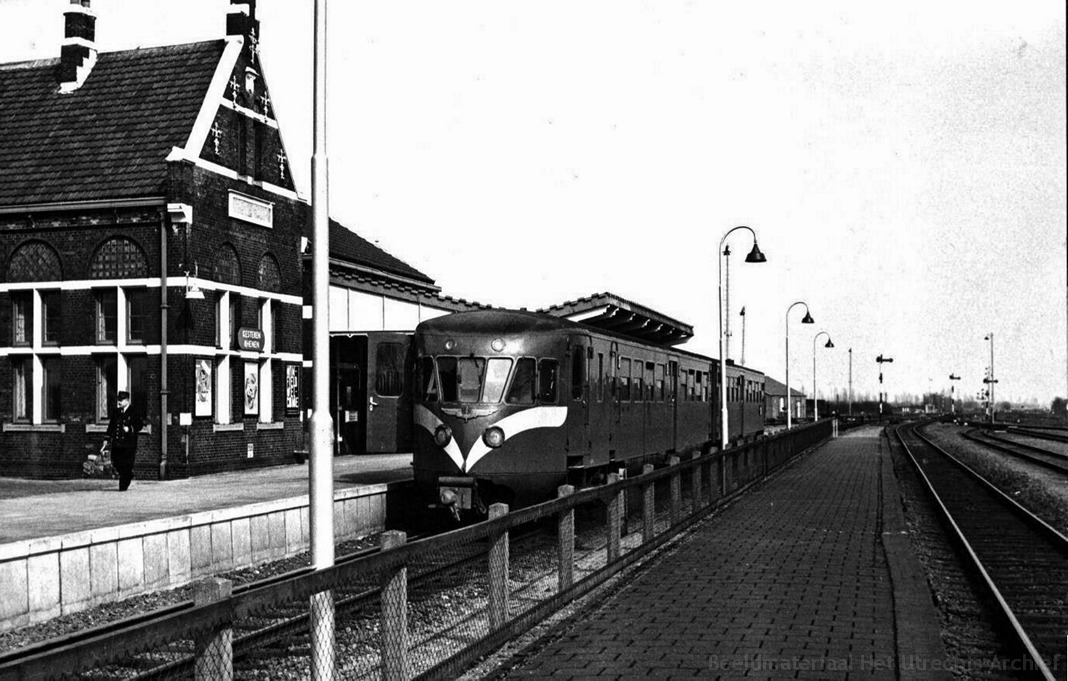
[893,421,1067,680]
[0,420,832,681]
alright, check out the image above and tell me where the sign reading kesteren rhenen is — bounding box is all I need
[238,327,265,352]
[228,191,273,228]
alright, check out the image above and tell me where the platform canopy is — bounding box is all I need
[539,292,694,346]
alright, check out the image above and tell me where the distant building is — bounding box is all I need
[764,376,806,422]
[0,0,482,478]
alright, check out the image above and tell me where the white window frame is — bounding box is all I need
[216,354,232,424]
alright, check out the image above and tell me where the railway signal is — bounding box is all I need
[876,354,894,415]
[948,373,960,413]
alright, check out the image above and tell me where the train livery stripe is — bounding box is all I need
[464,406,569,472]
[413,405,465,471]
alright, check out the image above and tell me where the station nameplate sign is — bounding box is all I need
[238,327,265,352]
[228,191,273,228]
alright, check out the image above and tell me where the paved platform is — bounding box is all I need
[501,426,948,680]
[0,454,412,544]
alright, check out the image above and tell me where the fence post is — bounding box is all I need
[380,530,409,681]
[668,456,681,526]
[557,486,575,592]
[488,503,510,629]
[641,464,655,542]
[606,473,622,562]
[193,578,233,681]
[691,452,703,510]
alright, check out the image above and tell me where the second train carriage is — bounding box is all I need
[409,309,764,516]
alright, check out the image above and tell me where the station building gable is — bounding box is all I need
[0,1,299,479]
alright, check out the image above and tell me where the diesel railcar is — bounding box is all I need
[411,309,764,517]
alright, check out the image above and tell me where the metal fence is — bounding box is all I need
[0,420,832,681]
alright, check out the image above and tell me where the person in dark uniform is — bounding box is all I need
[103,391,143,491]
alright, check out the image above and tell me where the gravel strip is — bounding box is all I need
[0,534,382,655]
[924,424,1068,534]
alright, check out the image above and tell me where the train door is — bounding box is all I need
[333,335,366,456]
[566,336,591,455]
[365,332,414,453]
[586,343,612,465]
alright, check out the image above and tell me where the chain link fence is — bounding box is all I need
[0,420,832,681]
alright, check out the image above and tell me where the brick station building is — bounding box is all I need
[0,1,480,479]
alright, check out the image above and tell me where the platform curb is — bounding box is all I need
[879,429,951,680]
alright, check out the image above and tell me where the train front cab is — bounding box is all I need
[412,326,575,516]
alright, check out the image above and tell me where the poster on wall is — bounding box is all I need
[244,362,259,415]
[285,365,300,410]
[194,359,212,417]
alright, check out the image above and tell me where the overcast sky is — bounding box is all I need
[2,0,1065,405]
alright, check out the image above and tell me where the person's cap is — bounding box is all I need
[117,391,130,401]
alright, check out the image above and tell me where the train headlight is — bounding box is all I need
[491,338,505,352]
[434,425,453,447]
[482,426,505,448]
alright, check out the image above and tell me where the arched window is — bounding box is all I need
[7,240,62,282]
[257,253,281,292]
[213,244,241,285]
[89,237,148,279]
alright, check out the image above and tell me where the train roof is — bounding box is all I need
[416,309,766,375]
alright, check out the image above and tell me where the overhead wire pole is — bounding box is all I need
[309,0,336,677]
[739,306,746,367]
[848,348,853,416]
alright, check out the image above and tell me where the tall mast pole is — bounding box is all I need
[309,0,336,676]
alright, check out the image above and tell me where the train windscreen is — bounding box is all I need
[419,355,558,405]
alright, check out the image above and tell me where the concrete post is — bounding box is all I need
[380,531,409,681]
[641,464,655,542]
[668,456,681,526]
[193,578,233,681]
[557,486,574,592]
[606,473,622,562]
[691,452,703,510]
[488,503,510,629]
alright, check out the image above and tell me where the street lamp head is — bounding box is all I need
[744,242,767,263]
[824,339,834,348]
[801,311,814,324]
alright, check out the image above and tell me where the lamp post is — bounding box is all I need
[785,301,814,430]
[983,333,997,425]
[718,226,766,449]
[812,331,834,420]
[948,374,960,413]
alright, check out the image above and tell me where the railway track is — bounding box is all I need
[960,428,1068,476]
[1008,425,1068,444]
[895,422,1068,679]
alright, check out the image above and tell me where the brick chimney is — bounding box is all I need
[226,0,260,40]
[58,0,97,93]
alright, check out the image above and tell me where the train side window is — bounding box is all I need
[374,342,405,397]
[633,359,644,402]
[695,371,703,402]
[419,357,438,402]
[538,359,558,403]
[571,346,585,400]
[506,358,536,405]
[679,368,687,402]
[483,358,512,403]
[669,361,678,401]
[619,358,631,401]
[688,370,696,401]
[656,363,665,402]
[597,353,604,402]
